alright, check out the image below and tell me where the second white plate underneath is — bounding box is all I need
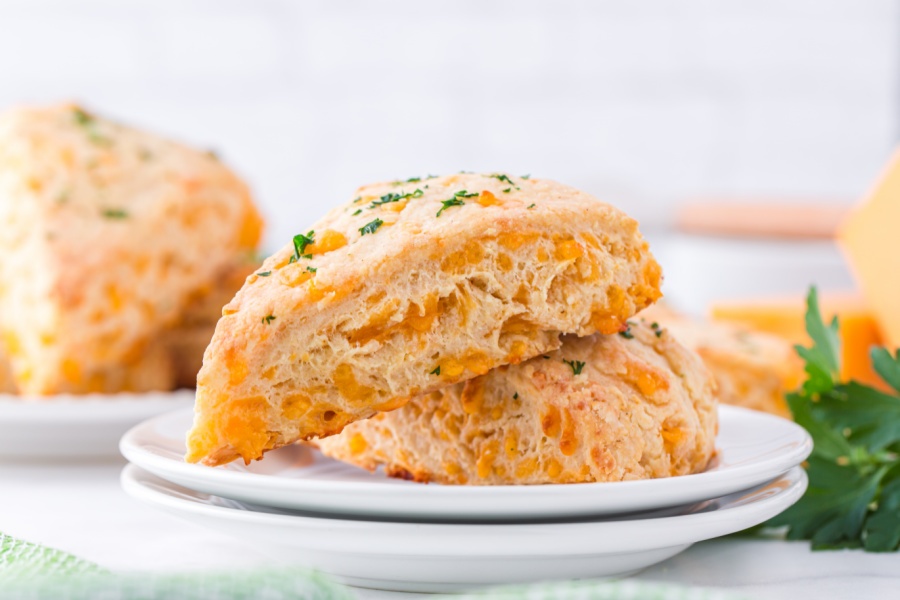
[121,464,807,593]
[120,405,811,521]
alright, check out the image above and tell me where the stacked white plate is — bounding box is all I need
[120,405,812,593]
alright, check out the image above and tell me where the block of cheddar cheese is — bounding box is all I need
[711,293,884,390]
[840,150,900,351]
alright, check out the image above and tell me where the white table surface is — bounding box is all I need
[1,458,898,599]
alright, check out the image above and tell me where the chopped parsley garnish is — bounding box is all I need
[292,230,315,261]
[490,173,515,185]
[359,218,384,236]
[352,209,362,216]
[513,392,519,400]
[426,174,439,179]
[406,177,421,183]
[370,189,423,209]
[430,366,441,375]
[437,198,465,217]
[502,188,512,193]
[305,266,317,273]
[261,315,276,325]
[651,322,663,338]
[542,355,551,359]
[72,107,112,146]
[256,271,272,277]
[521,174,531,179]
[436,190,477,217]
[352,196,362,203]
[563,359,586,375]
[72,107,94,126]
[102,208,128,219]
[527,203,536,209]
[753,287,900,552]
[619,322,635,339]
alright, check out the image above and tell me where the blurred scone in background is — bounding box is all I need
[0,103,264,396]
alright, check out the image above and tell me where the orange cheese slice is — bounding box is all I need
[711,293,885,391]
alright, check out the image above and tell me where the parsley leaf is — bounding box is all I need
[489,173,515,185]
[619,322,634,339]
[359,218,383,236]
[292,230,315,261]
[563,359,586,375]
[436,198,464,217]
[370,189,424,208]
[261,315,276,325]
[430,366,440,375]
[872,348,900,394]
[102,208,128,219]
[256,271,272,277]
[436,190,476,217]
[757,286,900,552]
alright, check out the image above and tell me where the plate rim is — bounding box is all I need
[120,462,808,553]
[120,404,813,497]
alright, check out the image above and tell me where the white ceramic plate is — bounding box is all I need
[0,391,194,459]
[122,464,807,592]
[121,405,811,521]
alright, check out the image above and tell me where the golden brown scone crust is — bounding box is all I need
[187,173,663,465]
[317,321,717,484]
[0,103,263,395]
[640,305,801,417]
[164,255,259,389]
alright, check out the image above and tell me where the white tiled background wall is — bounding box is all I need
[0,0,897,250]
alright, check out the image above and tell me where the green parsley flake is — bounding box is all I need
[359,218,384,236]
[306,266,317,273]
[437,198,465,217]
[619,322,635,339]
[352,209,362,216]
[436,190,478,217]
[490,173,515,185]
[430,366,441,375]
[256,271,272,277]
[521,174,531,179]
[502,188,512,193]
[527,203,536,209]
[352,196,362,203]
[102,208,128,219]
[563,359,586,375]
[262,315,276,325]
[370,189,423,209]
[292,230,315,261]
[513,392,519,400]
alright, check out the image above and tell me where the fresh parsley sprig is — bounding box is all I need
[765,287,900,552]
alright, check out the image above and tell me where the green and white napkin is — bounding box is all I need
[1,532,747,600]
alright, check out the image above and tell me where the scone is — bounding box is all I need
[187,173,663,466]
[317,321,717,484]
[640,305,801,416]
[164,254,259,389]
[0,103,263,395]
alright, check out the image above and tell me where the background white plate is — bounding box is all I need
[122,464,807,593]
[121,405,811,521]
[0,391,194,459]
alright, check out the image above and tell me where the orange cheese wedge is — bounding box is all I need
[711,293,885,390]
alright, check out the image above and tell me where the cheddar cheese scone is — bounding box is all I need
[640,305,801,417]
[164,255,259,389]
[0,103,263,395]
[317,321,717,484]
[187,173,663,466]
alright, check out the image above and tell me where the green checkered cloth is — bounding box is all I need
[1,532,747,600]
